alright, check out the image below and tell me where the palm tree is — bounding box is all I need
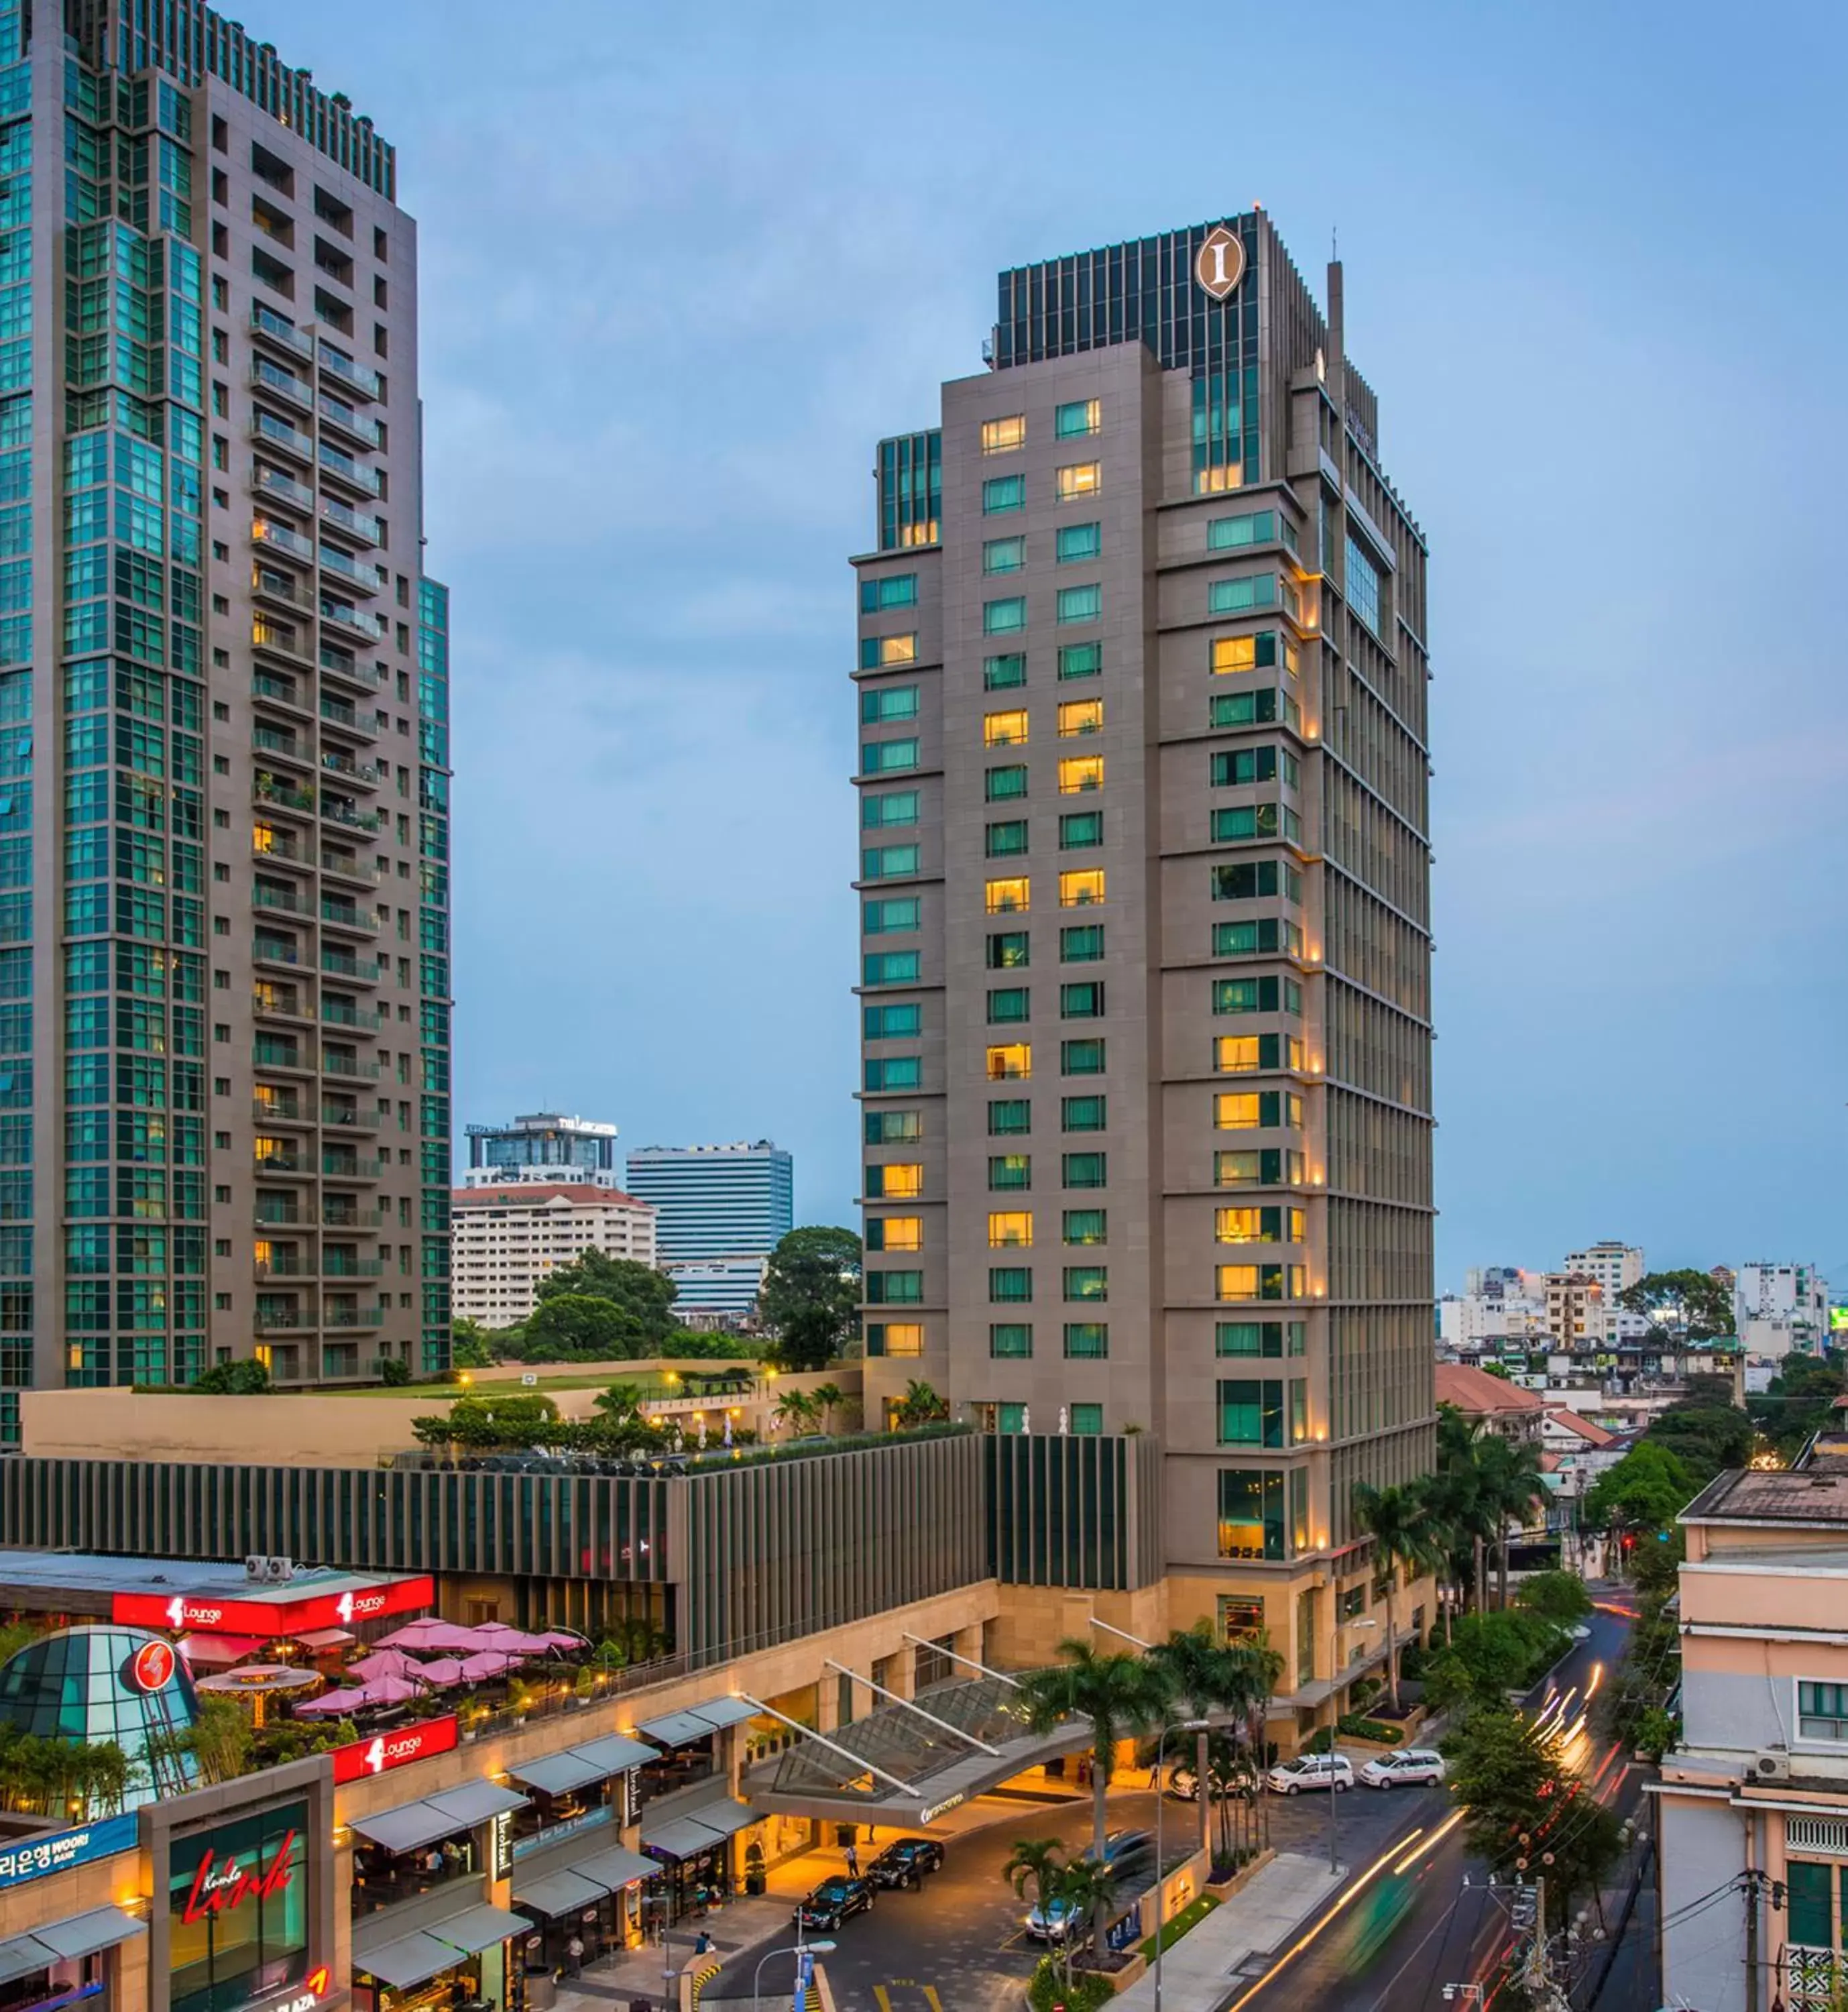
[811,1381,846,1434]
[1149,1622,1283,1854]
[1053,1856,1121,1976]
[1015,1641,1173,1862]
[1200,1730,1254,1860]
[1350,1483,1442,1711]
[1003,1836,1066,1919]
[1472,1433,1547,1607]
[772,1387,818,1437]
[892,1379,948,1429]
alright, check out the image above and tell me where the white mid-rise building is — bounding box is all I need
[451,1184,658,1329]
[1439,1280,1550,1349]
[1735,1260,1830,1360]
[1564,1242,1649,1342]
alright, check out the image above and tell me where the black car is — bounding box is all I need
[793,1876,874,1932]
[868,1838,945,1889]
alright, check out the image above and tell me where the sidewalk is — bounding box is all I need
[548,1893,792,2012]
[1109,1851,1343,2012]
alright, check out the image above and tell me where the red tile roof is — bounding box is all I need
[451,1184,652,1210]
[1434,1361,1544,1415]
[1544,1408,1616,1447]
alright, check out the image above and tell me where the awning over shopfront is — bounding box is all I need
[179,1632,266,1666]
[636,1695,756,1748]
[512,1837,657,1918]
[513,1867,606,1918]
[353,1902,529,1988]
[432,1904,528,1955]
[0,1905,146,1981]
[640,1801,764,1860]
[574,1842,655,1889]
[347,1779,529,1854]
[294,1627,356,1651]
[505,1732,654,1798]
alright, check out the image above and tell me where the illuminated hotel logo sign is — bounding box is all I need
[1194,225,1246,301]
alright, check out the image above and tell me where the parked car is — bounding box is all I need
[1024,1830,1155,1941]
[868,1838,945,1888]
[793,1876,874,1932]
[1266,1753,1355,1795]
[1166,1763,1255,1802]
[1568,1624,1593,1642]
[1358,1748,1446,1790]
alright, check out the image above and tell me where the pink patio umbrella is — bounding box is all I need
[296,1673,428,1716]
[376,1618,486,1654]
[349,1649,423,1683]
[465,1624,554,1655]
[411,1658,465,1687]
[294,1684,371,1718]
[534,1630,591,1653]
[457,1651,524,1682]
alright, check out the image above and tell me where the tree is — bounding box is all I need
[1350,1483,1441,1710]
[1004,1837,1067,1923]
[1582,1440,1696,1552]
[1645,1404,1752,1483]
[811,1382,847,1434]
[450,1319,496,1369]
[1053,1856,1121,1974]
[1619,1269,1735,1343]
[1750,1353,1845,1464]
[192,1357,270,1394]
[520,1292,642,1362]
[890,1379,949,1429]
[1471,1433,1547,1607]
[528,1255,679,1354]
[1422,1609,1564,1714]
[772,1387,819,1437]
[1514,1571,1593,1625]
[758,1227,862,1372]
[1150,1623,1282,1853]
[1015,1642,1173,1862]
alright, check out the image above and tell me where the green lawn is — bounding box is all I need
[1137,1892,1220,1961]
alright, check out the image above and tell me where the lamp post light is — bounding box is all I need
[751,1938,836,2012]
[1154,1716,1210,2012]
[1328,1616,1378,1873]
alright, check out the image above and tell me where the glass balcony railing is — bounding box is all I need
[318,441,384,495]
[251,303,313,358]
[318,344,382,400]
[319,496,383,545]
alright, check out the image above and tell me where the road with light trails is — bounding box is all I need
[1225,1598,1639,2012]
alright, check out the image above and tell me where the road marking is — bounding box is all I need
[923,1989,944,2012]
[874,1989,893,2012]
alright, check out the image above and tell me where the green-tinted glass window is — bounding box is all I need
[1209,688,1282,729]
[864,1003,921,1040]
[1207,511,1275,551]
[1063,1321,1108,1357]
[990,1322,1033,1357]
[982,474,1025,514]
[983,596,1027,634]
[1063,1265,1107,1301]
[986,820,1029,858]
[1217,1321,1284,1357]
[1062,1209,1106,1246]
[988,1267,1033,1304]
[862,843,920,881]
[863,789,919,829]
[1060,983,1104,1020]
[987,987,1030,1023]
[986,932,1030,970]
[986,765,1028,803]
[860,573,919,611]
[1055,399,1100,439]
[1208,574,1277,615]
[1070,1402,1103,1435]
[984,653,1027,690]
[1056,522,1100,563]
[998,1402,1028,1435]
[988,1154,1031,1190]
[1062,1151,1106,1188]
[862,952,920,986]
[1056,584,1100,624]
[860,684,919,723]
[1061,925,1104,962]
[1061,1095,1106,1131]
[1061,1038,1105,1075]
[1058,642,1102,681]
[1059,812,1102,849]
[863,895,921,935]
[1218,1377,1285,1447]
[988,1099,1031,1135]
[861,738,919,775]
[864,1109,921,1143]
[984,537,1026,575]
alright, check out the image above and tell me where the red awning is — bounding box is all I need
[294,1628,356,1651]
[178,1633,267,1666]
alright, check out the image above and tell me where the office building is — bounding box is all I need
[624,1141,793,1264]
[852,215,1436,1670]
[462,1110,620,1188]
[662,1255,768,1327]
[0,1,449,1436]
[450,1182,656,1329]
[1735,1260,1830,1359]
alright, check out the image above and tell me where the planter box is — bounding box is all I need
[1206,1846,1273,1901]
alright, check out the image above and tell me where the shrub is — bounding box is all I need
[1339,1714,1403,1745]
[1027,1960,1114,2012]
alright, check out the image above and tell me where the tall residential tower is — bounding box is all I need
[0,2,451,1434]
[854,217,1434,1661]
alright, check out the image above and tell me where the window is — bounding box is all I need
[862,842,921,880]
[1057,522,1101,563]
[860,573,919,612]
[1059,812,1102,849]
[861,738,919,775]
[862,951,921,986]
[1062,1209,1106,1247]
[1061,1038,1106,1075]
[1210,689,1297,731]
[989,1266,1033,1302]
[1058,642,1102,681]
[990,1323,1033,1358]
[1218,1379,1289,1447]
[1218,1469,1286,1561]
[986,765,1029,802]
[986,820,1029,858]
[1057,700,1103,737]
[988,1211,1033,1248]
[1062,1151,1106,1188]
[987,986,1030,1023]
[1208,575,1277,616]
[988,1099,1031,1135]
[1213,918,1304,958]
[1059,869,1104,907]
[1055,463,1100,500]
[1059,756,1104,794]
[1208,511,1278,551]
[1211,746,1298,787]
[864,1056,921,1091]
[864,789,919,828]
[1216,1206,1306,1245]
[1214,1091,1304,1130]
[868,1217,923,1251]
[1798,1682,1848,1742]
[1218,1033,1303,1074]
[1061,925,1104,962]
[982,474,1026,514]
[985,877,1029,915]
[1061,1095,1106,1131]
[982,414,1026,454]
[984,710,1028,748]
[867,1270,924,1304]
[1216,1149,1305,1188]
[860,685,919,723]
[1787,1860,1832,1950]
[866,1323,923,1357]
[1214,976,1303,1016]
[984,653,1027,690]
[984,536,1026,575]
[1055,398,1101,439]
[1063,1320,1108,1359]
[859,633,918,669]
[1056,584,1100,625]
[986,932,1030,969]
[1217,1321,1305,1357]
[1213,805,1298,844]
[988,1154,1031,1190]
[1061,983,1105,1019]
[866,1162,923,1198]
[983,597,1027,635]
[1070,1402,1103,1435]
[986,1043,1031,1081]
[1210,632,1279,675]
[1216,1264,1307,1302]
[1064,1266,1107,1302]
[863,896,921,934]
[1212,860,1301,904]
[865,1110,922,1143]
[1346,535,1382,635]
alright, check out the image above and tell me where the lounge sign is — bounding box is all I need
[113,1575,435,1638]
[331,1715,458,1784]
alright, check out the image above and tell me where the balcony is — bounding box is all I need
[319,496,382,547]
[252,1097,305,1125]
[253,936,302,972]
[321,1051,382,1080]
[318,441,384,497]
[251,567,308,616]
[252,462,316,512]
[321,1154,384,1182]
[318,544,380,594]
[253,883,311,919]
[323,950,383,986]
[253,1040,312,1076]
[318,397,384,451]
[321,749,380,789]
[252,990,313,1027]
[319,695,378,741]
[254,773,316,816]
[319,648,386,695]
[255,1203,316,1228]
[254,1149,312,1178]
[251,411,314,465]
[321,996,382,1030]
[253,725,310,769]
[321,1103,382,1133]
[251,671,310,718]
[255,1304,318,1334]
[251,359,312,414]
[319,898,378,935]
[251,302,314,360]
[317,344,382,402]
[324,1207,388,1229]
[251,616,313,669]
[323,1305,387,1329]
[253,516,315,564]
[320,600,384,647]
[323,1255,386,1278]
[251,825,306,866]
[319,852,380,893]
[321,797,383,836]
[255,1257,308,1279]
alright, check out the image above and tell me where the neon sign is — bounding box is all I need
[180,1828,298,1925]
[113,1575,434,1638]
[331,1715,457,1784]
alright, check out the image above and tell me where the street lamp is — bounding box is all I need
[751,1938,836,2012]
[1154,1717,1210,2012]
[1327,1616,1377,1873]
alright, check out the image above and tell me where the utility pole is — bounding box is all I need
[1743,1866,1762,2012]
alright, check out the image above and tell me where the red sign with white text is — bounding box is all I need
[331,1714,459,1785]
[129,1640,176,1692]
[112,1575,435,1639]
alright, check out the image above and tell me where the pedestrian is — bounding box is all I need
[694,1930,712,1956]
[566,1934,585,1978]
[844,1841,860,1879]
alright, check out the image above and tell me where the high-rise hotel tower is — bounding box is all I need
[0,3,451,1437]
[854,217,1432,1657]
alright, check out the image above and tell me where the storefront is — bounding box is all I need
[637,1803,762,1923]
[351,1901,528,2012]
[502,1735,653,1969]
[509,1844,654,1978]
[0,1904,146,2012]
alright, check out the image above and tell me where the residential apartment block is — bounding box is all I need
[1735,1260,1831,1360]
[0,0,449,1435]
[450,1182,656,1329]
[852,216,1436,1671]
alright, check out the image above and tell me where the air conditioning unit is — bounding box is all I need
[262,1555,294,1583]
[245,1554,268,1581]
[1753,1751,1791,1783]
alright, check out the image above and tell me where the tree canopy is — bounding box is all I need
[758,1227,862,1372]
[1618,1268,1735,1342]
[1581,1439,1696,1538]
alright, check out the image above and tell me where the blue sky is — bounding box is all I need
[282,0,1847,1288]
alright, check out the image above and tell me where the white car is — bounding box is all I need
[1266,1752,1354,1795]
[1568,1624,1593,1642]
[1359,1748,1446,1790]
